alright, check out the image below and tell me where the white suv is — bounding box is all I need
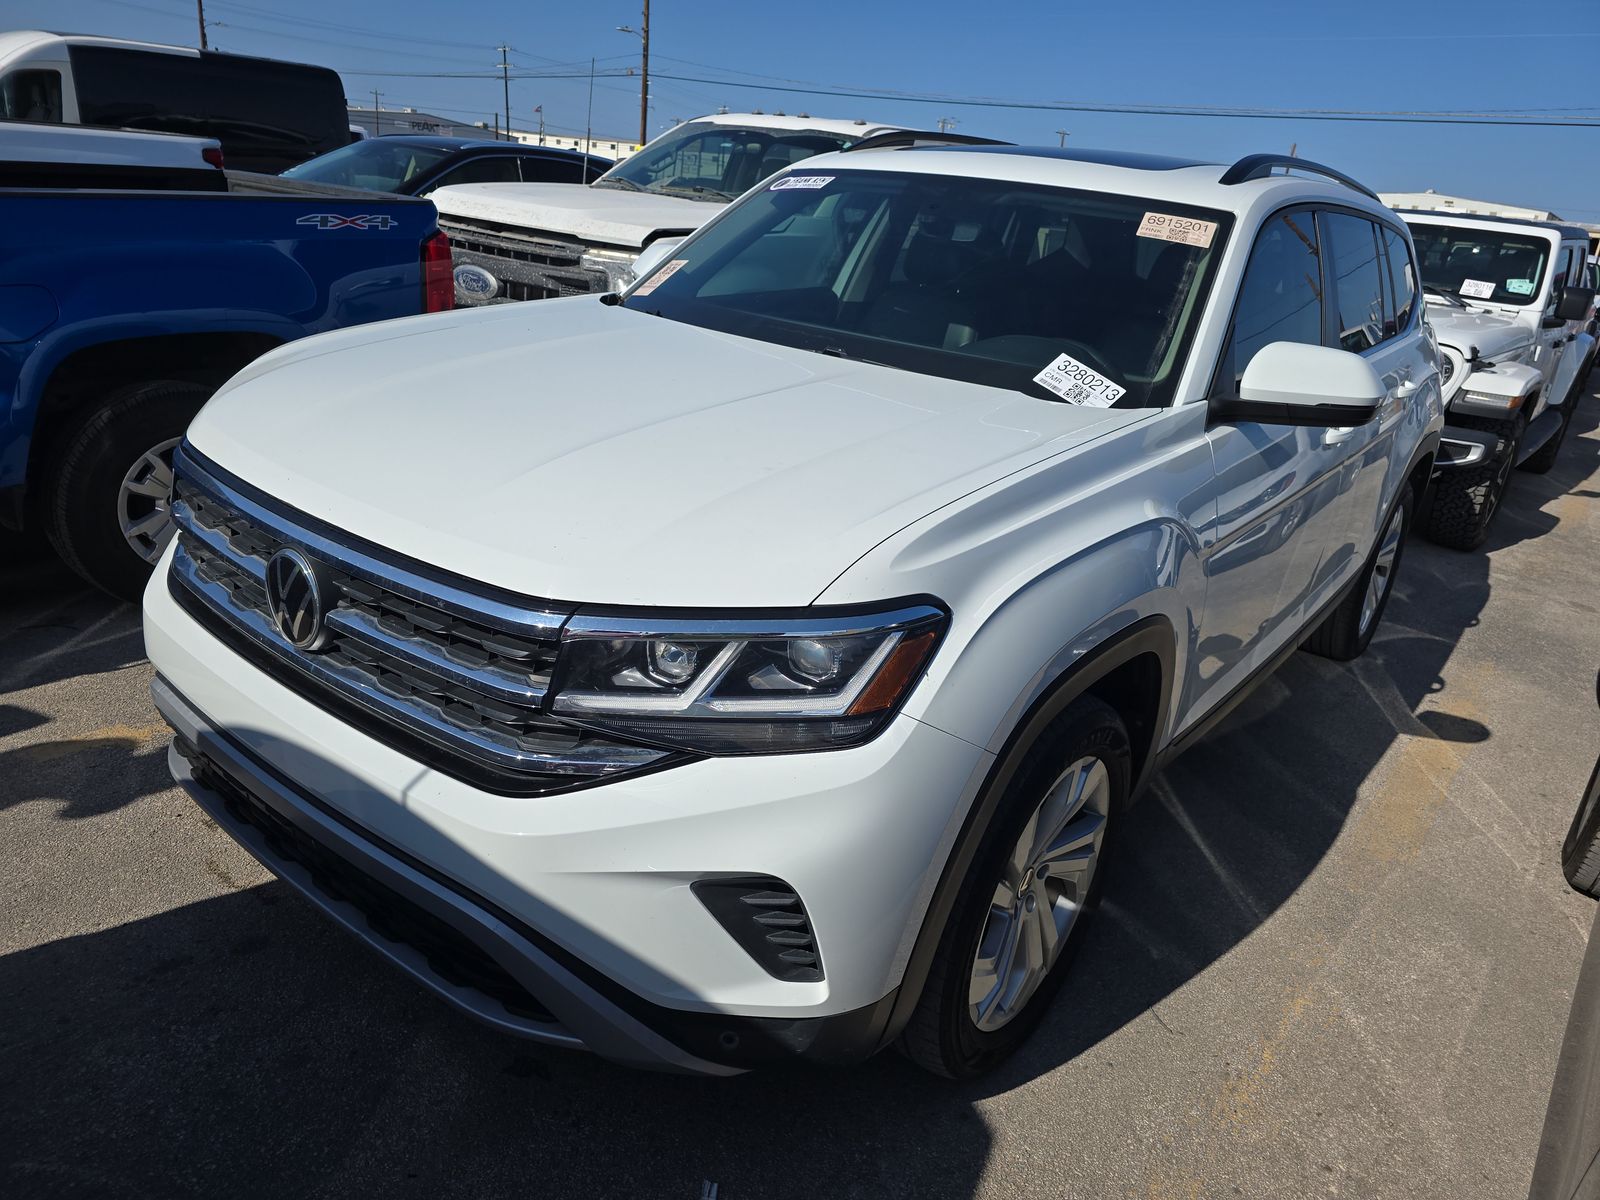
[144,145,1443,1078]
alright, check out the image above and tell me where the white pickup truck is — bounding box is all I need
[431,113,909,304]
[1400,212,1596,549]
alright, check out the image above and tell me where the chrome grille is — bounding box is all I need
[438,216,604,304]
[168,447,670,791]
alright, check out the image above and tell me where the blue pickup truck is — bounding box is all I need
[0,162,450,598]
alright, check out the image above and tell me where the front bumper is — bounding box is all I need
[144,553,992,1072]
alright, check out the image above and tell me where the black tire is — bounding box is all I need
[898,695,1130,1079]
[44,379,212,601]
[1421,415,1523,551]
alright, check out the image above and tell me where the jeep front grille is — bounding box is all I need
[168,445,673,794]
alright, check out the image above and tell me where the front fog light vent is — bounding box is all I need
[693,877,823,983]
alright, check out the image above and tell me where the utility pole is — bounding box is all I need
[535,105,545,144]
[1056,129,1069,147]
[617,3,650,146]
[497,44,512,141]
[937,116,958,134]
[584,57,596,179]
[196,0,208,49]
[371,89,382,135]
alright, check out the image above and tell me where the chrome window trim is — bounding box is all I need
[175,445,571,639]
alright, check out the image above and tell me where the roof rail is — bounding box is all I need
[1219,154,1379,201]
[844,130,1013,153]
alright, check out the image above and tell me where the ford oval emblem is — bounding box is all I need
[453,263,499,302]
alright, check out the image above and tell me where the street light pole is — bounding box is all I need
[1056,129,1069,147]
[617,4,650,147]
[372,89,383,135]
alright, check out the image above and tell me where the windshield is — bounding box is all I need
[1407,222,1551,307]
[622,169,1230,408]
[281,139,452,191]
[595,123,855,201]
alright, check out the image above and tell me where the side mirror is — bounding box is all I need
[1556,285,1594,322]
[1211,342,1385,428]
[628,236,685,289]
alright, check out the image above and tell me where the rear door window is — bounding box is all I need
[68,45,346,170]
[428,156,521,188]
[518,154,590,184]
[1321,212,1389,353]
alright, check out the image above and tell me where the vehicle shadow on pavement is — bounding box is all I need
[0,553,144,697]
[1,390,1592,1199]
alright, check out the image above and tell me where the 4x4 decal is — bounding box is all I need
[296,213,398,231]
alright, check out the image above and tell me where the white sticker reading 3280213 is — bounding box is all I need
[769,175,834,191]
[631,259,687,296]
[1459,278,1495,299]
[1034,352,1126,408]
[1138,211,1218,248]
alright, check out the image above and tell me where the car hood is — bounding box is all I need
[430,182,716,249]
[1425,304,1532,359]
[188,299,1143,608]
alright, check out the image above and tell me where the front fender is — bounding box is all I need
[1448,360,1543,421]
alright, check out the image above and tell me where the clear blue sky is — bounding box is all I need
[20,0,1600,220]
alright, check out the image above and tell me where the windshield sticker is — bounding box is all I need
[1506,278,1535,296]
[1034,352,1127,408]
[769,175,834,191]
[1459,278,1496,299]
[1137,212,1217,248]
[631,259,688,296]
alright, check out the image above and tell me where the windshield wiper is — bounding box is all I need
[1423,285,1469,308]
[592,177,644,192]
[653,184,734,202]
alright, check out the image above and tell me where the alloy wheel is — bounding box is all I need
[117,436,182,563]
[1359,501,1405,636]
[969,755,1110,1032]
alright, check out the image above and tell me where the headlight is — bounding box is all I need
[1439,347,1466,401]
[550,603,947,754]
[579,247,640,292]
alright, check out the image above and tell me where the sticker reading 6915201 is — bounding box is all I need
[1138,211,1218,248]
[1034,352,1126,408]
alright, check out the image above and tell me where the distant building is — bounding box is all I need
[347,105,502,141]
[1380,189,1562,222]
[509,130,639,163]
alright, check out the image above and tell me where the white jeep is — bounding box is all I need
[1401,212,1596,549]
[431,113,909,304]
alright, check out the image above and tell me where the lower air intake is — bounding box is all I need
[693,877,824,983]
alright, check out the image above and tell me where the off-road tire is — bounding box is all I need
[1421,415,1523,551]
[1303,483,1413,661]
[897,695,1130,1080]
[45,379,212,601]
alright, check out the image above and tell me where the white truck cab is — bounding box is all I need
[1400,212,1596,548]
[433,113,909,304]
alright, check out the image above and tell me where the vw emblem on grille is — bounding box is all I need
[453,263,499,303]
[265,549,329,651]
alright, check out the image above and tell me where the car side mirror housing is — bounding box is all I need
[1211,341,1385,428]
[628,237,685,289]
[1556,285,1594,322]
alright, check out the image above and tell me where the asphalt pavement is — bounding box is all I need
[4,385,1600,1199]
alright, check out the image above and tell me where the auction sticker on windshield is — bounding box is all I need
[1034,352,1126,407]
[770,175,834,191]
[1460,279,1496,299]
[632,259,688,296]
[1138,212,1217,248]
[1506,278,1535,296]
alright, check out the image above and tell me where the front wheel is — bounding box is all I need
[1422,416,1522,551]
[898,696,1129,1079]
[44,379,212,601]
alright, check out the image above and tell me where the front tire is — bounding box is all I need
[1422,415,1523,551]
[898,696,1130,1079]
[44,379,212,601]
